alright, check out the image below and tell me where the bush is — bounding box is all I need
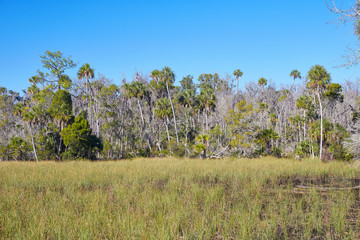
[295,140,311,158]
[61,112,102,160]
[167,139,185,157]
[7,137,31,160]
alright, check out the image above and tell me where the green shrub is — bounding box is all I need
[167,139,185,157]
[7,137,31,160]
[61,112,102,160]
[295,140,311,157]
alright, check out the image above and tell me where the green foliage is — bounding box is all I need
[59,75,72,90]
[309,119,348,160]
[178,89,195,109]
[198,73,220,90]
[154,98,172,120]
[269,113,277,126]
[193,134,209,158]
[256,128,279,155]
[159,149,170,157]
[123,81,149,100]
[258,77,267,87]
[2,50,358,161]
[296,95,317,120]
[277,94,287,102]
[49,89,73,127]
[193,143,206,155]
[306,65,331,92]
[233,69,243,78]
[35,127,58,160]
[290,69,301,80]
[153,67,175,85]
[226,100,254,156]
[167,139,185,157]
[178,75,196,110]
[198,73,229,91]
[77,63,95,80]
[197,85,216,113]
[295,140,311,157]
[61,113,102,160]
[100,140,122,160]
[4,137,31,160]
[325,83,344,102]
[258,102,269,111]
[35,51,77,89]
[180,75,196,95]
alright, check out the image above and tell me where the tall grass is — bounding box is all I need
[0,157,359,239]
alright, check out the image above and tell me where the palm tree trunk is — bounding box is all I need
[317,91,323,159]
[237,77,239,93]
[166,81,179,143]
[205,108,209,133]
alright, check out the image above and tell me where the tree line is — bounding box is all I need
[1,50,360,161]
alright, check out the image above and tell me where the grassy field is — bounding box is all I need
[0,157,359,239]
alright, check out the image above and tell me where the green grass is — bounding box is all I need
[0,157,359,239]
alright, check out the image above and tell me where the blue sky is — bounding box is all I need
[0,0,358,93]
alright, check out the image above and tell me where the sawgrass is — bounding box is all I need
[0,157,359,239]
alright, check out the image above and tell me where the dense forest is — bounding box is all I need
[1,50,360,161]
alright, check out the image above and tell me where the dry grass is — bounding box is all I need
[0,157,359,239]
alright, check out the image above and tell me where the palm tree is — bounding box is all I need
[233,69,243,93]
[151,67,179,143]
[195,134,210,158]
[77,63,95,131]
[124,81,152,149]
[290,69,301,91]
[77,63,95,84]
[307,65,331,159]
[258,77,267,87]
[13,103,38,162]
[154,98,173,143]
[256,128,279,155]
[197,86,216,133]
[178,89,195,148]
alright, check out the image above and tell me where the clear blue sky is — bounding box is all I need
[0,0,358,93]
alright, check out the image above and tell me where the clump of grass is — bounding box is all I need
[0,157,359,239]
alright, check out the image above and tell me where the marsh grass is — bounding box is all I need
[0,157,359,239]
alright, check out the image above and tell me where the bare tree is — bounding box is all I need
[328,0,360,67]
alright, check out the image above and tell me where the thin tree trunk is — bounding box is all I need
[317,91,323,159]
[165,116,170,143]
[58,121,63,159]
[303,110,306,140]
[284,117,287,144]
[29,123,38,162]
[137,98,152,150]
[185,112,188,147]
[237,77,239,93]
[205,108,209,133]
[312,144,315,159]
[166,81,179,143]
[137,99,145,126]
